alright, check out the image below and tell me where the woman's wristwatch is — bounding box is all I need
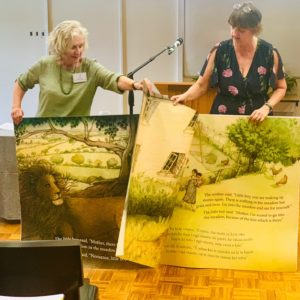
[264,102,273,112]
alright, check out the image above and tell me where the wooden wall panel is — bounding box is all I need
[155,82,216,114]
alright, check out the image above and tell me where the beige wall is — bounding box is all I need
[1,0,298,124]
[184,0,300,78]
[48,0,300,81]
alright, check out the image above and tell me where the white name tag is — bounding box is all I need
[73,72,87,83]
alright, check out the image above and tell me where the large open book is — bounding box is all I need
[117,92,300,272]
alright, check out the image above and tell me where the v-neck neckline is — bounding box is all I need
[231,38,260,79]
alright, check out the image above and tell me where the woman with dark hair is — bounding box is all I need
[172,2,286,122]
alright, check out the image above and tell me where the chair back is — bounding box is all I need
[0,240,83,300]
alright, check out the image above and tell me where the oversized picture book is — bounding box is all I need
[117,92,300,272]
[14,114,140,269]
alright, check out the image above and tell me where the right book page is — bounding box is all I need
[118,92,299,272]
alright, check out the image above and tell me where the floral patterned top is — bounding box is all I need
[200,39,285,115]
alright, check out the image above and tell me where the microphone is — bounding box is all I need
[167,38,183,55]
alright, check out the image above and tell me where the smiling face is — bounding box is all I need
[61,34,85,69]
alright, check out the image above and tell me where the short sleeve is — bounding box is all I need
[269,48,285,89]
[17,59,42,91]
[274,48,285,79]
[92,60,123,94]
[199,44,219,87]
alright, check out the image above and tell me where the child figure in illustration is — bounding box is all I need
[182,169,203,211]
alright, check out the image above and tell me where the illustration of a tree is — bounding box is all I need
[50,154,64,165]
[71,154,85,165]
[227,118,295,172]
[106,157,119,169]
[15,115,139,196]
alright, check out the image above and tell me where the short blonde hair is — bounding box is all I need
[48,20,88,57]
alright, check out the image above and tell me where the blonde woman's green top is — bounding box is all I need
[17,56,123,117]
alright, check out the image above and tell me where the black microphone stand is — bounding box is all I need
[127,46,171,115]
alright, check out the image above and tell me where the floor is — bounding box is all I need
[0,219,300,300]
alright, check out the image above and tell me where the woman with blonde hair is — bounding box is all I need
[12,20,148,124]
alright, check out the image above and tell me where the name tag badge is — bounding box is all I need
[73,72,87,83]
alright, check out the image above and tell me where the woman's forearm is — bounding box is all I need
[12,81,25,109]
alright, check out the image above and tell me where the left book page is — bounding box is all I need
[14,115,140,269]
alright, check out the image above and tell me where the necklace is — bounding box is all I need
[59,66,74,95]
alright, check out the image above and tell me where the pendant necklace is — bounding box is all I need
[59,65,74,95]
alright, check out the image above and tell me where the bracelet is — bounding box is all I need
[264,102,273,112]
[132,81,138,90]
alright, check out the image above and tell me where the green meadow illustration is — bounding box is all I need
[15,115,139,268]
